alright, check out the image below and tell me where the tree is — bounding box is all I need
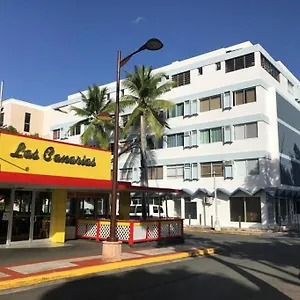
[70,85,131,149]
[121,65,175,218]
[2,125,18,133]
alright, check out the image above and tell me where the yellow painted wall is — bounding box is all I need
[0,132,111,180]
[50,189,68,243]
[118,192,131,220]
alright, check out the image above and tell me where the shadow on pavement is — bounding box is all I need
[40,264,291,300]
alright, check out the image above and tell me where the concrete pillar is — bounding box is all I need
[50,189,68,243]
[118,191,131,220]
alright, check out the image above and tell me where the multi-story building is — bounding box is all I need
[3,41,300,229]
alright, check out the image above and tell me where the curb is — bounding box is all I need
[0,247,215,291]
[184,229,265,236]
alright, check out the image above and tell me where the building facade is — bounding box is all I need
[2,41,300,229]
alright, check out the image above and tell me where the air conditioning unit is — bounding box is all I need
[204,197,213,205]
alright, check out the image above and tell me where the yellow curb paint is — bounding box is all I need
[0,248,216,291]
[184,229,264,236]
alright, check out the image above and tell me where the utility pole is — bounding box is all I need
[213,170,221,231]
[0,81,4,128]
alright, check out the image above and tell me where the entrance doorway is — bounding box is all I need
[33,191,51,240]
[2,189,52,245]
[11,191,32,242]
[0,189,11,244]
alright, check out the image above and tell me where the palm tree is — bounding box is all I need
[121,65,175,218]
[70,84,130,149]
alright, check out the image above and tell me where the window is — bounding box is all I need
[184,131,190,148]
[148,166,163,180]
[198,67,203,75]
[200,162,223,177]
[69,125,81,136]
[233,87,256,106]
[191,99,198,115]
[200,127,222,144]
[200,163,211,177]
[0,112,3,127]
[184,164,191,180]
[121,89,125,96]
[53,129,61,140]
[168,103,184,118]
[222,91,232,110]
[167,133,184,148]
[288,80,294,95]
[121,114,129,127]
[24,112,31,132]
[191,130,198,146]
[184,100,191,116]
[167,164,184,179]
[120,169,132,180]
[225,53,255,73]
[230,197,261,222]
[192,163,198,180]
[261,54,280,82]
[224,164,233,179]
[234,122,258,140]
[223,125,232,143]
[200,95,221,112]
[106,93,110,100]
[235,159,259,176]
[172,71,191,87]
[216,62,221,71]
[147,136,163,149]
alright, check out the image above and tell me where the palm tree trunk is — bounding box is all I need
[140,114,149,220]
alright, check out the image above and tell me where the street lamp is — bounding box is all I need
[101,38,163,262]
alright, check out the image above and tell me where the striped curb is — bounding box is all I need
[0,247,216,291]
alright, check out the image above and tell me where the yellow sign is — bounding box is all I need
[0,132,111,180]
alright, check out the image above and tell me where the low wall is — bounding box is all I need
[76,218,184,245]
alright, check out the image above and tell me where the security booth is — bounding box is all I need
[0,131,183,246]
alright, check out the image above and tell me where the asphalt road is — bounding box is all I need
[1,232,300,300]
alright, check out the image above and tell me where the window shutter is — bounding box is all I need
[184,163,191,180]
[222,91,232,110]
[191,130,198,147]
[184,131,191,148]
[192,163,198,180]
[224,163,233,179]
[184,100,191,116]
[223,125,232,144]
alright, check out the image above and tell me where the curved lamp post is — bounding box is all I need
[100,38,163,262]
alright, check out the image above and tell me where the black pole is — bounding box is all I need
[107,50,121,242]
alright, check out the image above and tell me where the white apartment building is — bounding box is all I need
[3,41,300,229]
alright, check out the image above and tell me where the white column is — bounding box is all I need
[6,189,15,246]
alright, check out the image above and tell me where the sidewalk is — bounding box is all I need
[184,227,278,236]
[0,242,216,291]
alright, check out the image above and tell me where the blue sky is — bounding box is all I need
[0,0,299,105]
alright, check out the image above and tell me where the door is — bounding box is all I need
[0,189,11,244]
[11,191,32,242]
[33,191,52,240]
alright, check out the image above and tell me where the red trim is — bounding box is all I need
[0,171,182,194]
[129,221,134,246]
[0,130,110,152]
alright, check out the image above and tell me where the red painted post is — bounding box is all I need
[96,220,100,242]
[158,219,161,240]
[129,220,134,246]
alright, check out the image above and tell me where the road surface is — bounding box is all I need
[0,233,299,300]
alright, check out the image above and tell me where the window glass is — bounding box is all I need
[246,122,258,138]
[234,125,245,140]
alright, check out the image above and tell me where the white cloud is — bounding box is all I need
[132,16,144,24]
